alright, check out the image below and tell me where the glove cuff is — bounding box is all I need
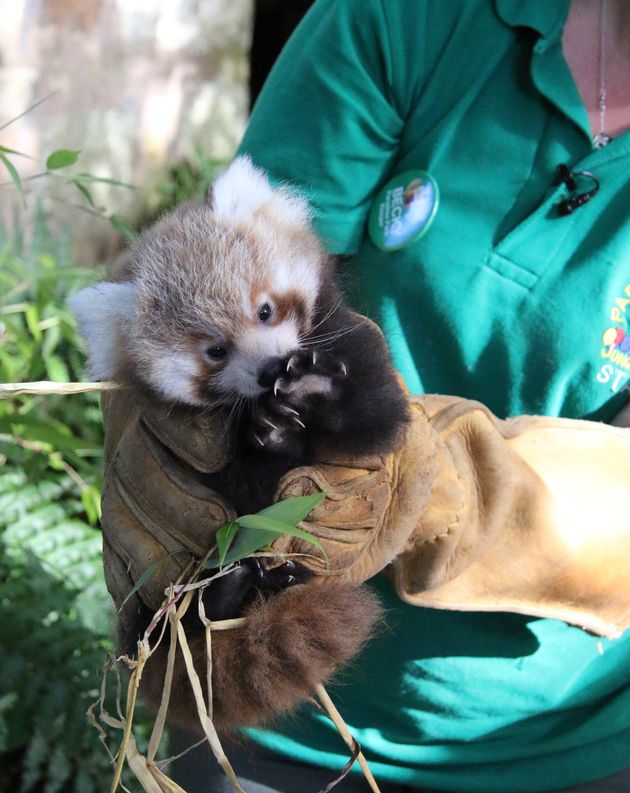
[394,397,630,638]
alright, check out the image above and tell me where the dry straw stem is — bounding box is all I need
[109,640,151,793]
[95,572,248,793]
[89,654,179,793]
[175,615,246,793]
[14,379,381,791]
[0,380,118,397]
[315,684,382,793]
[94,572,382,793]
[146,602,179,764]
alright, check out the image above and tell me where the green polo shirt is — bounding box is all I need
[238,1,630,789]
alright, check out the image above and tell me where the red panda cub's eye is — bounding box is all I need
[205,345,228,361]
[258,303,272,323]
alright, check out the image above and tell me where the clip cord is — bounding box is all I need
[556,165,600,215]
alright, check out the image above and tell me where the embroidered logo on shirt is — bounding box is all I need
[596,283,630,394]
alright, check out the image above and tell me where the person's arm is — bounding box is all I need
[238,0,414,254]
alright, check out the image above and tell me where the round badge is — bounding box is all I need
[368,170,439,252]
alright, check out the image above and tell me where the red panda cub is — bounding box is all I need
[70,157,408,511]
[69,157,409,728]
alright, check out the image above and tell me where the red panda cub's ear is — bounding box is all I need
[209,155,274,222]
[209,155,312,231]
[68,282,137,381]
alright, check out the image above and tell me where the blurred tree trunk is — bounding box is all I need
[249,0,315,108]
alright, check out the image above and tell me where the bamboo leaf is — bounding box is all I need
[0,144,32,159]
[208,527,279,568]
[0,92,56,132]
[41,323,61,358]
[44,354,70,382]
[0,152,23,199]
[236,513,324,552]
[81,485,101,525]
[108,213,137,243]
[216,520,239,566]
[258,491,325,524]
[46,149,81,170]
[206,493,327,568]
[24,304,42,341]
[119,550,190,613]
[76,172,135,189]
[73,179,96,208]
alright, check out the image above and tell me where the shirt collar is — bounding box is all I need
[494,0,570,43]
[495,0,591,143]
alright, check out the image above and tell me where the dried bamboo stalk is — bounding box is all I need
[175,620,246,793]
[0,380,118,397]
[315,684,381,793]
[147,604,179,763]
[110,641,150,793]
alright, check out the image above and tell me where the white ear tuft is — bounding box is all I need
[210,155,312,228]
[210,156,274,222]
[68,282,137,380]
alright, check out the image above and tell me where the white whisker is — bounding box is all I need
[309,299,343,334]
[302,322,364,346]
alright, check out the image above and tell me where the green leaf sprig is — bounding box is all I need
[212,492,327,567]
[1,96,136,240]
[119,493,328,611]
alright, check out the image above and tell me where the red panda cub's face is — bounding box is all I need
[69,157,326,408]
[136,233,322,407]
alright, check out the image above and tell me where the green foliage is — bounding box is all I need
[0,213,129,792]
[0,214,104,492]
[1,99,135,240]
[45,150,81,171]
[0,471,113,793]
[213,493,326,567]
[138,150,226,229]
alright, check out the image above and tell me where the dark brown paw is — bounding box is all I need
[273,349,348,404]
[199,558,312,621]
[247,395,307,454]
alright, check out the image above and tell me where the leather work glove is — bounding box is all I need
[101,389,630,733]
[101,390,381,731]
[276,395,630,639]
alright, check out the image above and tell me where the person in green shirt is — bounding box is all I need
[171,0,630,790]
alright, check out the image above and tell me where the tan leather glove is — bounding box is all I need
[276,395,630,639]
[100,391,380,732]
[101,389,630,733]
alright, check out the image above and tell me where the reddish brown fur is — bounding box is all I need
[139,582,382,733]
[272,290,308,327]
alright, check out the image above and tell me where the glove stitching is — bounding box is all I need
[113,461,206,557]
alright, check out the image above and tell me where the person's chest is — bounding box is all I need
[356,26,630,420]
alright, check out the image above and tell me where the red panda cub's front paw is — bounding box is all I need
[273,349,348,405]
[247,394,307,455]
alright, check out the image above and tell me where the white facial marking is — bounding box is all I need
[147,352,200,404]
[216,320,301,397]
[273,258,319,304]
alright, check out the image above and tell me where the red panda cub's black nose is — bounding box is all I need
[258,357,287,388]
